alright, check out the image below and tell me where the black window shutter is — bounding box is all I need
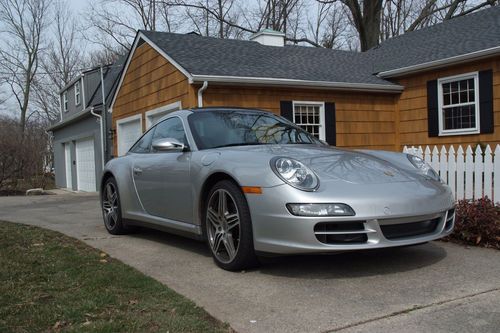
[280,101,293,121]
[324,102,336,146]
[427,79,439,137]
[479,69,494,134]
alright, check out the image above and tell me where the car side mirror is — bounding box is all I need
[152,138,188,152]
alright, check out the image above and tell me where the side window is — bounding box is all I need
[130,127,155,153]
[152,117,187,147]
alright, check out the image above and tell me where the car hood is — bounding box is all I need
[216,144,416,184]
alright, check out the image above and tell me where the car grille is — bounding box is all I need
[380,217,440,240]
[314,221,368,244]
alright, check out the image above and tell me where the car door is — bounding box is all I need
[131,116,193,223]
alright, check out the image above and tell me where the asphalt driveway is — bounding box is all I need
[1,192,499,333]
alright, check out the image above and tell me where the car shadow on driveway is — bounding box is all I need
[257,243,447,279]
[126,227,447,278]
[128,228,212,257]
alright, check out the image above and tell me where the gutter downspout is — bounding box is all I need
[197,81,208,107]
[90,106,105,169]
[100,66,108,161]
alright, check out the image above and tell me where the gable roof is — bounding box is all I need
[110,6,500,110]
[371,6,500,77]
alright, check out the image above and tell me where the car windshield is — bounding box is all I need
[188,110,322,150]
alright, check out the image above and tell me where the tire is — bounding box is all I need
[101,177,130,235]
[204,180,259,271]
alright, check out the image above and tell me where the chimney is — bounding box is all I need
[250,29,285,47]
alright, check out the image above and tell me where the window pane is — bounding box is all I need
[443,105,476,130]
[152,117,187,146]
[130,128,155,153]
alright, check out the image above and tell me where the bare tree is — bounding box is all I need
[318,0,497,51]
[31,1,84,123]
[85,0,181,52]
[0,0,51,131]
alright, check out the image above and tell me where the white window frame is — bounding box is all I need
[63,91,68,112]
[116,114,143,156]
[292,101,326,141]
[437,72,480,136]
[75,81,81,106]
[145,101,182,129]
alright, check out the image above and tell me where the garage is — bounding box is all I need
[117,115,142,156]
[75,138,96,192]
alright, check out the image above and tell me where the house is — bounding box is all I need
[48,59,124,192]
[109,7,499,160]
[50,7,500,192]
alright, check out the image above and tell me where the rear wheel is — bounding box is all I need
[101,177,130,235]
[205,180,259,271]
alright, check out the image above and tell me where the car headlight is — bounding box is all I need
[407,154,441,181]
[287,203,355,216]
[271,157,319,191]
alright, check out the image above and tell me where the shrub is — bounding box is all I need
[0,116,52,194]
[447,198,500,249]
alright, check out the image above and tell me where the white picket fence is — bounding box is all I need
[403,144,500,201]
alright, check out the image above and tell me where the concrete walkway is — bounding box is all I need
[1,193,499,333]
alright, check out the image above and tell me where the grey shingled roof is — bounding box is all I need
[87,55,127,107]
[140,30,395,86]
[368,6,500,74]
[138,6,499,87]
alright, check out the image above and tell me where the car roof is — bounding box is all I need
[188,107,272,114]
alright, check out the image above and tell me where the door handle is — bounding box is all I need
[133,167,143,175]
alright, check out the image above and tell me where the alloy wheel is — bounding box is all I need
[102,182,119,230]
[206,189,241,263]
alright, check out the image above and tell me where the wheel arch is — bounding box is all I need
[100,171,115,193]
[198,172,242,225]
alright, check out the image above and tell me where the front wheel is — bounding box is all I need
[205,180,259,271]
[101,177,130,235]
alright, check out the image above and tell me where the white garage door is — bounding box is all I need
[75,138,96,192]
[117,116,142,156]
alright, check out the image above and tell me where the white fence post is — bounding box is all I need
[439,146,448,183]
[464,146,474,200]
[474,145,483,199]
[484,145,493,200]
[456,146,465,200]
[494,145,500,202]
[448,146,456,200]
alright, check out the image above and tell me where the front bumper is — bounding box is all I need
[246,180,455,254]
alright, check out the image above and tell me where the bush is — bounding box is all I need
[0,116,52,194]
[447,198,500,249]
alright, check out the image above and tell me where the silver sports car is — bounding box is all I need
[101,108,455,270]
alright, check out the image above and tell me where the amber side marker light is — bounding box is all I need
[241,186,263,194]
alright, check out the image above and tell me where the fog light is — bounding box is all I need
[286,203,355,216]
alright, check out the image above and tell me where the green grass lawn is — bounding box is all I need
[0,221,230,333]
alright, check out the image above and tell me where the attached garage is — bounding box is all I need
[75,137,97,192]
[117,114,142,156]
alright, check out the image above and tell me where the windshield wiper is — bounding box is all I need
[212,142,265,148]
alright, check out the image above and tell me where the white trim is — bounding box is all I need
[292,101,326,141]
[74,81,81,106]
[81,76,86,109]
[109,32,193,112]
[437,71,480,136]
[64,143,72,189]
[191,75,403,93]
[59,94,63,121]
[378,46,500,78]
[145,101,182,128]
[116,114,143,156]
[63,91,68,112]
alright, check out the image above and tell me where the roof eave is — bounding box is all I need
[191,75,404,93]
[377,45,500,78]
